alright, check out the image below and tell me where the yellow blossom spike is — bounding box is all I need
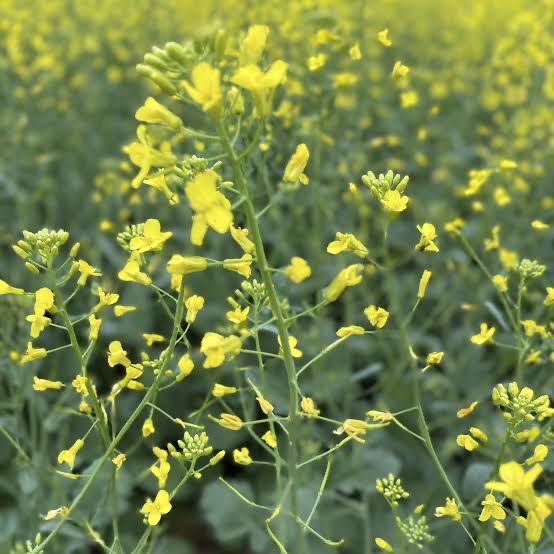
[141,490,172,526]
[283,256,311,284]
[181,63,222,117]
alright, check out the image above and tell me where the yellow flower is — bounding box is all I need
[212,383,237,398]
[108,341,131,368]
[21,342,47,364]
[283,256,311,284]
[226,306,249,325]
[142,418,155,437]
[457,401,478,418]
[223,254,253,278]
[544,287,554,306]
[415,223,439,253]
[57,439,84,469]
[26,312,51,338]
[184,295,204,324]
[72,375,89,396]
[176,353,194,381]
[118,260,152,286]
[233,447,252,465]
[349,42,362,60]
[531,220,549,231]
[417,270,432,299]
[0,279,24,296]
[76,260,101,286]
[301,397,320,417]
[479,494,506,522]
[112,453,126,470]
[231,60,288,117]
[499,160,517,169]
[200,332,241,368]
[435,498,461,521]
[143,333,165,347]
[34,287,55,313]
[392,61,409,78]
[240,24,270,65]
[470,427,488,443]
[185,171,233,246]
[141,490,172,526]
[256,395,273,415]
[381,190,409,212]
[212,413,243,431]
[151,447,170,487]
[126,125,176,189]
[129,218,172,254]
[144,172,179,205]
[336,325,365,337]
[367,410,393,423]
[167,255,208,276]
[283,144,309,183]
[426,352,444,365]
[364,305,389,328]
[230,225,255,253]
[471,323,495,345]
[327,232,368,258]
[400,90,418,108]
[336,418,371,443]
[457,434,479,451]
[181,63,222,117]
[377,29,392,46]
[375,537,393,552]
[492,275,508,292]
[262,430,277,448]
[526,444,548,465]
[325,264,364,302]
[307,53,327,71]
[135,97,182,130]
[42,506,70,521]
[33,376,64,392]
[209,451,226,465]
[88,314,102,341]
[278,335,302,358]
[114,305,136,317]
[94,287,119,312]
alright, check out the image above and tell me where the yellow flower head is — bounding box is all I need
[112,453,126,470]
[88,314,102,341]
[327,232,368,258]
[141,490,172,526]
[200,332,241,368]
[142,418,155,437]
[262,430,277,448]
[0,279,24,296]
[278,335,302,358]
[471,323,495,345]
[364,305,389,328]
[381,190,409,213]
[167,255,208,276]
[212,383,237,398]
[226,306,249,325]
[392,61,409,78]
[185,171,233,246]
[118,260,152,286]
[26,312,51,339]
[33,376,64,392]
[223,254,253,278]
[57,438,84,470]
[283,144,310,183]
[212,413,243,431]
[108,341,131,368]
[176,353,194,381]
[233,447,252,465]
[375,537,393,552]
[230,225,255,253]
[435,498,461,521]
[301,397,320,417]
[525,444,548,465]
[325,264,364,302]
[76,260,101,287]
[129,218,172,254]
[415,223,439,253]
[185,295,205,324]
[181,63,222,117]
[283,256,311,284]
[114,305,136,317]
[377,29,392,46]
[417,270,432,299]
[336,325,365,337]
[457,434,479,451]
[240,25,270,65]
[143,333,165,347]
[457,401,479,418]
[21,342,47,364]
[479,494,506,522]
[135,97,182,130]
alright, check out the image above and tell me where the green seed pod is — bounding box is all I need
[144,53,168,71]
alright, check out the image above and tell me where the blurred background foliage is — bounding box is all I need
[1,0,553,552]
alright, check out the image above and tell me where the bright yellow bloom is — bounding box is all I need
[283,256,311,284]
[151,447,170,487]
[143,333,164,347]
[337,419,371,443]
[185,295,205,324]
[21,342,47,364]
[526,444,548,465]
[176,353,194,381]
[144,172,178,205]
[415,223,439,253]
[212,383,237,398]
[88,314,102,341]
[230,225,255,253]
[129,218,172,254]
[426,352,444,365]
[94,287,119,312]
[336,325,365,337]
[26,312,51,338]
[367,410,393,423]
[479,494,506,522]
[76,260,101,286]
[231,60,288,117]
[531,220,549,231]
[262,430,277,448]
[135,97,182,130]
[470,427,488,443]
[200,332,241,368]
[34,287,55,313]
[325,264,364,302]
[283,144,309,183]
[417,270,432,299]
[307,53,327,71]
[185,171,233,246]
[327,232,368,258]
[58,439,84,469]
[457,401,478,418]
[392,61,409,78]
[377,29,392,46]
[33,376,64,391]
[226,306,249,325]
[278,335,302,358]
[400,90,418,108]
[256,395,273,415]
[114,305,136,317]
[167,255,208,276]
[233,447,252,465]
[72,375,89,395]
[544,287,554,306]
[181,63,222,117]
[141,490,172,526]
[209,451,226,465]
[0,279,24,296]
[492,275,508,292]
[457,434,479,451]
[381,190,409,212]
[108,341,131,368]
[349,42,362,60]
[364,305,389,328]
[142,418,155,437]
[112,453,126,470]
[42,506,70,521]
[375,537,393,552]
[118,260,152,286]
[240,25,270,65]
[301,397,320,417]
[212,413,243,431]
[223,254,253,278]
[435,498,461,521]
[471,323,495,345]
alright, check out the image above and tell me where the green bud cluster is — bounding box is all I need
[16,228,69,264]
[361,170,409,200]
[396,515,434,549]
[117,223,145,252]
[376,474,410,506]
[516,259,545,280]
[492,382,551,425]
[168,432,213,462]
